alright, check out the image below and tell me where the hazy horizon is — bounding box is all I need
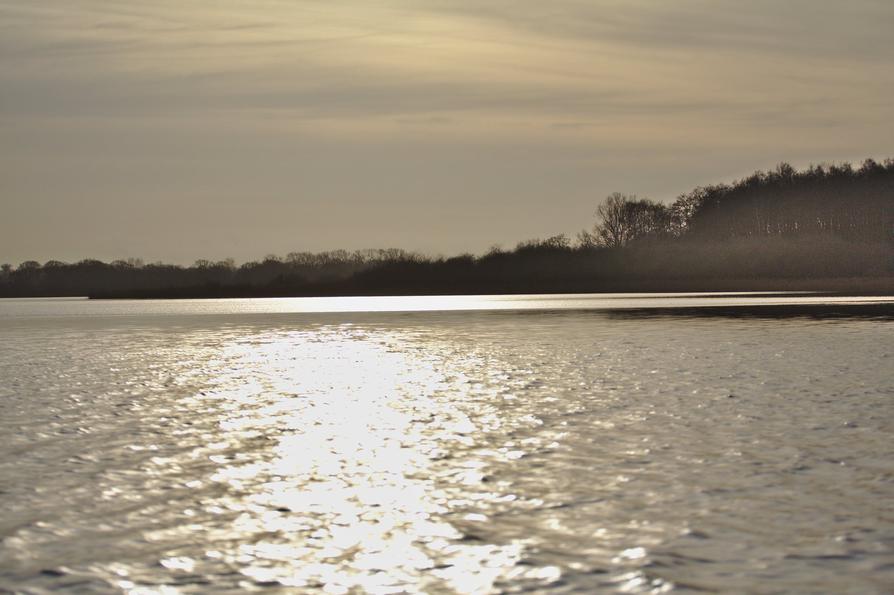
[3,0,893,265]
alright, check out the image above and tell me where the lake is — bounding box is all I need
[1,294,893,593]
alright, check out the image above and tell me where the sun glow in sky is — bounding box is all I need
[2,0,893,263]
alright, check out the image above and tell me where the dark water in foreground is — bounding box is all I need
[1,294,893,593]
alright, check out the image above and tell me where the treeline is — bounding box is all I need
[0,250,422,298]
[580,158,894,246]
[1,158,892,298]
[684,159,893,241]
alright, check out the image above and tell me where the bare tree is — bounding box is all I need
[594,193,629,248]
[575,229,598,248]
[594,193,670,247]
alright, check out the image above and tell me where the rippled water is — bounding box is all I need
[1,295,893,593]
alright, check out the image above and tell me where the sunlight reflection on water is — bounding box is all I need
[1,298,893,593]
[131,327,549,593]
[2,292,891,321]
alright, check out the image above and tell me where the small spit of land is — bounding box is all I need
[2,158,893,298]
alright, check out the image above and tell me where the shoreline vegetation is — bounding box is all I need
[3,159,893,299]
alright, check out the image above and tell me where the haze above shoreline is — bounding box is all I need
[3,159,892,299]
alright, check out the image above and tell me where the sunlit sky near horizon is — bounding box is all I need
[2,0,893,264]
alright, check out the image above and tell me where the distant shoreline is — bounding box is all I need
[85,277,894,300]
[4,160,892,301]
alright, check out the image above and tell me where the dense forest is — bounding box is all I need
[2,158,893,298]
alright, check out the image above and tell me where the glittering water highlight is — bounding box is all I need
[1,295,893,593]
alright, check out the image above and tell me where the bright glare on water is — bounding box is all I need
[1,294,893,593]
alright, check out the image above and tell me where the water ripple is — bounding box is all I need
[1,308,893,592]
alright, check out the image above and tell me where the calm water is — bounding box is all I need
[1,294,893,593]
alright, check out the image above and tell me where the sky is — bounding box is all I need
[2,0,893,264]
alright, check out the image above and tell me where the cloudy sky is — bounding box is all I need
[2,0,893,264]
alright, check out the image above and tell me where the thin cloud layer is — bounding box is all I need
[1,0,892,263]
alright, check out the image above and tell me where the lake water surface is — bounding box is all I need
[1,294,893,593]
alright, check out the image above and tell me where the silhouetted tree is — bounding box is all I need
[575,229,598,249]
[594,193,670,247]
[516,234,571,252]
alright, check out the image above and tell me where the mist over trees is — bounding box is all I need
[586,159,894,245]
[681,159,894,241]
[2,158,892,298]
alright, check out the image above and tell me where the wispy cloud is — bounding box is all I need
[3,1,892,125]
[1,0,892,262]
